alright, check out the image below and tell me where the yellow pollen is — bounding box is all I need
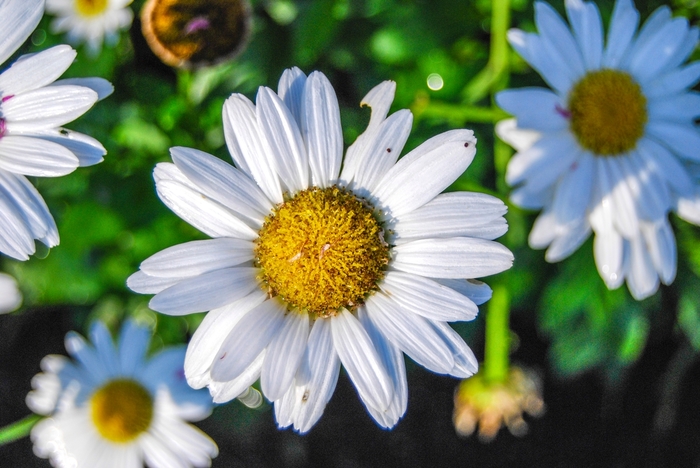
[568,69,647,156]
[75,0,108,17]
[90,379,153,443]
[255,186,389,318]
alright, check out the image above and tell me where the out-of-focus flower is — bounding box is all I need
[45,0,134,52]
[453,366,545,442]
[27,320,220,468]
[497,0,700,300]
[128,67,513,432]
[141,0,252,68]
[0,272,21,313]
[0,0,112,261]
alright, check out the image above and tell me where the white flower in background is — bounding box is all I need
[27,320,220,468]
[496,0,700,300]
[128,67,513,432]
[0,0,112,261]
[0,271,21,313]
[45,0,134,52]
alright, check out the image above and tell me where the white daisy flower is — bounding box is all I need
[26,320,219,468]
[0,0,112,261]
[0,271,22,313]
[128,67,513,432]
[45,0,134,52]
[496,0,700,300]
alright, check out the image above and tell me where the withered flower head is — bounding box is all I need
[141,0,251,68]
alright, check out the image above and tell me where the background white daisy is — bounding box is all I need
[45,0,134,52]
[496,0,700,300]
[0,0,112,261]
[27,320,219,468]
[128,67,513,432]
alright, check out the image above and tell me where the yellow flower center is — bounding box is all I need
[75,0,108,17]
[255,186,389,318]
[568,69,647,156]
[90,379,153,443]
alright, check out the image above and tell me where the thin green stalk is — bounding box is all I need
[0,414,41,446]
[414,102,509,124]
[484,285,511,384]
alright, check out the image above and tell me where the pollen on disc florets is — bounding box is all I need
[76,0,109,17]
[568,69,647,156]
[90,379,154,443]
[255,186,390,318]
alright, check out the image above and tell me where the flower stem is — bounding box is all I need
[0,414,41,446]
[484,284,511,384]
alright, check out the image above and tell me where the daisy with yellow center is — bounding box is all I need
[128,67,513,431]
[45,0,134,52]
[496,0,700,299]
[26,321,220,467]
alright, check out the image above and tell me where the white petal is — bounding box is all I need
[88,322,120,376]
[208,351,266,403]
[496,88,568,131]
[357,307,407,429]
[648,92,700,123]
[646,122,700,163]
[0,189,40,259]
[535,2,586,79]
[495,118,541,152]
[277,67,307,127]
[366,292,454,374]
[565,0,603,70]
[330,309,393,412]
[222,94,284,203]
[261,312,309,401]
[433,278,493,305]
[431,321,479,377]
[301,71,343,187]
[140,238,254,278]
[629,17,689,84]
[551,152,593,225]
[623,152,670,221]
[637,136,693,198]
[155,178,258,240]
[3,85,97,132]
[545,216,591,262]
[117,320,151,377]
[597,157,639,239]
[0,46,76,97]
[0,135,79,176]
[210,299,286,382]
[391,237,514,279]
[279,318,341,433]
[529,210,557,249]
[622,5,671,70]
[507,29,573,95]
[505,132,579,192]
[0,0,44,64]
[374,129,477,218]
[380,271,478,322]
[51,77,114,100]
[25,128,105,167]
[389,192,507,244]
[0,170,58,246]
[340,80,397,182]
[126,270,182,294]
[641,219,676,285]
[149,267,260,315]
[626,234,659,299]
[591,218,625,289]
[602,0,639,68]
[256,86,309,193]
[184,290,267,388]
[347,109,413,198]
[646,63,700,99]
[170,146,272,223]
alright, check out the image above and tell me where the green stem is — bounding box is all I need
[484,284,511,384]
[413,102,509,124]
[0,414,41,446]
